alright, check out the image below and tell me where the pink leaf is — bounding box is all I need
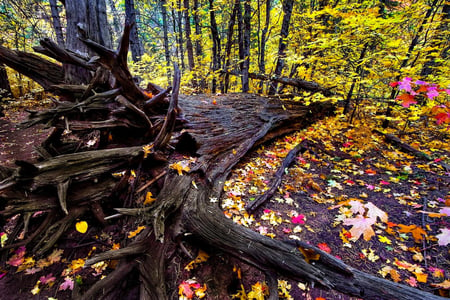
[40,273,56,285]
[59,277,74,291]
[343,215,376,241]
[398,77,412,92]
[317,243,331,253]
[291,214,305,224]
[436,228,450,246]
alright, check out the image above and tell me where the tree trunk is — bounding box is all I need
[236,0,245,91]
[0,63,12,97]
[268,0,294,95]
[193,0,203,59]
[125,0,144,62]
[209,0,221,93]
[183,0,195,72]
[259,0,271,93]
[420,3,449,77]
[222,1,237,93]
[242,0,251,92]
[176,0,186,70]
[49,0,65,47]
[107,0,122,44]
[160,0,172,83]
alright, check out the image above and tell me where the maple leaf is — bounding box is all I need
[128,225,146,238]
[291,214,305,224]
[397,224,427,243]
[247,281,269,300]
[47,249,64,264]
[343,215,376,241]
[378,235,392,244]
[298,247,320,263]
[348,200,365,215]
[431,280,450,289]
[405,276,417,287]
[396,93,417,108]
[365,202,388,223]
[413,272,428,283]
[169,161,190,175]
[59,276,74,291]
[144,191,156,205]
[317,243,331,253]
[435,228,450,246]
[184,250,209,271]
[40,273,56,285]
[178,280,200,299]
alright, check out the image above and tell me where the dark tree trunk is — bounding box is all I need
[268,0,294,95]
[209,0,221,93]
[343,42,368,114]
[176,0,186,70]
[242,0,251,92]
[183,0,195,72]
[49,0,65,47]
[63,0,113,84]
[160,0,172,82]
[259,0,271,93]
[420,4,449,76]
[236,0,244,83]
[64,0,91,84]
[0,63,12,98]
[125,0,144,62]
[193,0,203,59]
[222,1,237,93]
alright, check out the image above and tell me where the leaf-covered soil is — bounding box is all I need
[0,100,449,299]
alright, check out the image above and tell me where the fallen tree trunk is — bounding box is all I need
[0,24,445,300]
[223,70,335,96]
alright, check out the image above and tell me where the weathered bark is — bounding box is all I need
[49,0,65,47]
[268,0,294,95]
[0,45,65,90]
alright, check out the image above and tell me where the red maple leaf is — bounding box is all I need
[317,243,331,253]
[396,93,417,108]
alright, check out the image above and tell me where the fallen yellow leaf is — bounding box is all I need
[75,221,88,234]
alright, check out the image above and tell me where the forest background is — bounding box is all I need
[0,0,449,299]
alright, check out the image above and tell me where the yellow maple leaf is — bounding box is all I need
[298,246,320,263]
[142,144,154,159]
[414,272,428,283]
[378,235,392,244]
[431,280,450,289]
[169,161,190,175]
[247,281,269,300]
[68,258,85,274]
[397,224,427,243]
[144,191,156,205]
[128,225,146,238]
[185,250,210,271]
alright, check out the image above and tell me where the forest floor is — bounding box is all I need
[0,98,449,299]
